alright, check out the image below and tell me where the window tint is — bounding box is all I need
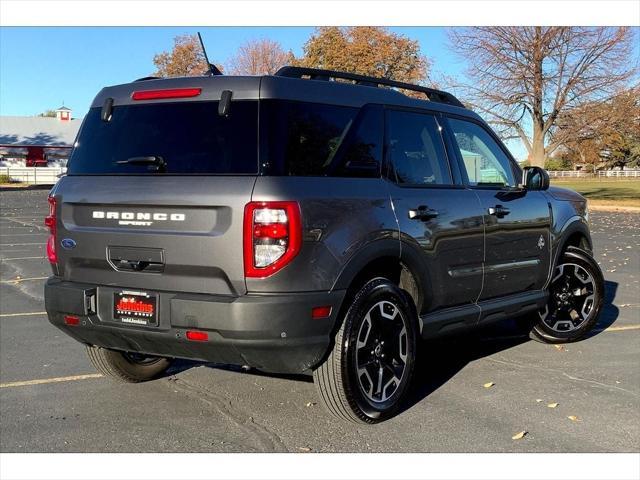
[332,105,383,178]
[447,118,516,187]
[263,100,364,176]
[386,110,452,185]
[68,101,258,175]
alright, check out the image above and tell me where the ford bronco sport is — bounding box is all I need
[44,66,604,424]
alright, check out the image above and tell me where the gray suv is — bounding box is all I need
[44,67,604,423]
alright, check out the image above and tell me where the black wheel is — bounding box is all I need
[313,278,418,424]
[530,247,604,343]
[86,346,172,383]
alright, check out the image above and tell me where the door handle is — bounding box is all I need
[408,205,439,221]
[488,205,510,218]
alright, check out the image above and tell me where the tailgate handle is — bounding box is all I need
[108,247,164,273]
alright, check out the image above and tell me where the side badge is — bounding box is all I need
[61,238,77,250]
[537,235,545,250]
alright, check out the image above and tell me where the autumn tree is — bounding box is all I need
[153,34,221,78]
[448,27,636,167]
[227,38,293,75]
[295,27,429,84]
[558,87,640,170]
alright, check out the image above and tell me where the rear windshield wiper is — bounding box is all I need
[116,156,166,172]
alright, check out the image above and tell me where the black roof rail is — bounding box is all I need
[275,66,465,108]
[134,76,161,82]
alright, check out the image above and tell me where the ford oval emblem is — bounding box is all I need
[61,238,77,250]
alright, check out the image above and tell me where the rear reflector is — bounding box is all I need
[132,88,202,101]
[64,315,80,326]
[185,330,208,342]
[312,306,332,319]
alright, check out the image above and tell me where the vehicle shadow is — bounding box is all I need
[164,280,621,414]
[584,279,619,337]
[399,324,530,415]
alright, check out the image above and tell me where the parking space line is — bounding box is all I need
[0,256,44,261]
[0,217,47,231]
[0,276,48,284]
[0,374,103,389]
[0,311,47,318]
[0,233,47,236]
[602,324,640,332]
[0,243,44,246]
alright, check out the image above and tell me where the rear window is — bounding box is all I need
[67,101,258,175]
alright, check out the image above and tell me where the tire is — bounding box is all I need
[530,246,604,344]
[86,346,171,383]
[313,278,418,424]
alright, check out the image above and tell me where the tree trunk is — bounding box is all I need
[530,123,546,168]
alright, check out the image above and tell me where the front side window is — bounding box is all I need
[447,118,516,187]
[385,110,452,186]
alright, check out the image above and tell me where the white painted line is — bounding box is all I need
[0,311,47,318]
[0,256,44,261]
[0,217,47,231]
[0,242,44,246]
[0,373,103,389]
[0,233,47,236]
[0,276,48,284]
[601,324,640,332]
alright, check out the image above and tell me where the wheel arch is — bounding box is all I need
[332,238,431,315]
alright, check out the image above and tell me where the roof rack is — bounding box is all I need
[275,66,465,108]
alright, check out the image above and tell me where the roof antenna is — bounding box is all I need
[197,32,223,76]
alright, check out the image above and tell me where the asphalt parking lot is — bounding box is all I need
[0,187,638,453]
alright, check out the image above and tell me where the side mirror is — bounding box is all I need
[522,166,550,191]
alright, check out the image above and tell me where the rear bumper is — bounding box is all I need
[44,278,345,374]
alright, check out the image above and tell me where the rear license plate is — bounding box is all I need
[113,290,157,326]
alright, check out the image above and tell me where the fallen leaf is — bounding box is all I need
[512,431,527,440]
[554,345,565,351]
[298,447,312,452]
[483,382,495,388]
[305,402,317,407]
[567,415,581,422]
[536,399,543,403]
[547,402,559,408]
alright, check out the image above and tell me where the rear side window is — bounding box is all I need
[262,100,382,177]
[67,101,258,175]
[385,110,452,186]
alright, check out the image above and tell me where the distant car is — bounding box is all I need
[44,67,604,424]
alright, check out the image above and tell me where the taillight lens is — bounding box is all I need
[243,201,301,278]
[45,195,57,264]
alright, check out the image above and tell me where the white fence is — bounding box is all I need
[548,170,640,179]
[0,167,64,185]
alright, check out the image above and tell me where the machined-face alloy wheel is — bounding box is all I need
[355,300,409,404]
[531,246,605,344]
[539,262,596,333]
[313,278,418,424]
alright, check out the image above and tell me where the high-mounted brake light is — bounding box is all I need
[45,195,57,264]
[243,201,302,278]
[131,88,202,101]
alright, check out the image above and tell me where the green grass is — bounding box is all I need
[0,174,11,184]
[551,179,640,206]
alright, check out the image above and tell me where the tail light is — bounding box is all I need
[243,201,301,278]
[44,195,57,264]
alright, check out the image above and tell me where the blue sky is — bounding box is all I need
[0,26,635,160]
